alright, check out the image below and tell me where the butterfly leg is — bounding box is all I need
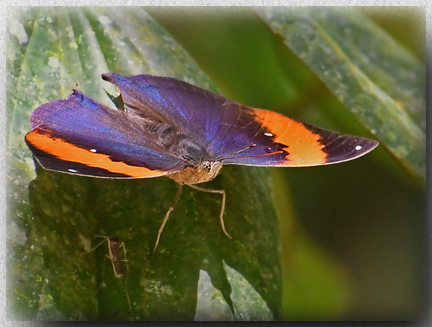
[153,184,184,253]
[188,185,232,240]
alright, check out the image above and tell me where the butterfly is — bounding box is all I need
[25,73,379,251]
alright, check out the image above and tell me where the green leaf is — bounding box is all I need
[7,7,281,320]
[256,7,425,186]
[195,262,274,321]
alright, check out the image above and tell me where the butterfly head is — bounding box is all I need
[168,160,223,185]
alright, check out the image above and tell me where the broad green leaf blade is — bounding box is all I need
[222,261,275,321]
[195,269,235,321]
[7,7,281,320]
[256,7,425,186]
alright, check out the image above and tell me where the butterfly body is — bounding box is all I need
[168,161,223,185]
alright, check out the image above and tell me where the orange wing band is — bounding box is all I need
[26,129,168,178]
[251,108,327,166]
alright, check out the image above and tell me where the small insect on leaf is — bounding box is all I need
[82,235,128,279]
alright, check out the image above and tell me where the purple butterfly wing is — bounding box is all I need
[102,74,225,145]
[102,73,263,159]
[103,73,378,167]
[25,90,183,178]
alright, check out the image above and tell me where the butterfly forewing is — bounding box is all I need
[220,108,379,167]
[102,73,378,167]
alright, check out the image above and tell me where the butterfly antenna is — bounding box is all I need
[223,150,284,161]
[217,143,257,161]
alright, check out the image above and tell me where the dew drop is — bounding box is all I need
[355,145,362,151]
[68,169,78,173]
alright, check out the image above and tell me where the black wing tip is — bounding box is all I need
[324,135,379,164]
[356,137,379,153]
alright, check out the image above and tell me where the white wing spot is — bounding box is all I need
[68,169,78,173]
[264,132,274,137]
[90,149,97,153]
[355,145,362,151]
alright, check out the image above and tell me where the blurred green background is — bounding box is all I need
[7,7,425,321]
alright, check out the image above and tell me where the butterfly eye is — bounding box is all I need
[202,161,211,172]
[177,139,208,163]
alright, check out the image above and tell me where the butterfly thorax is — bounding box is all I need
[168,160,223,185]
[144,121,223,184]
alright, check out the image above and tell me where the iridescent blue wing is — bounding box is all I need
[25,90,183,178]
[104,73,378,167]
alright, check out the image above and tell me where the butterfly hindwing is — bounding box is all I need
[25,90,183,178]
